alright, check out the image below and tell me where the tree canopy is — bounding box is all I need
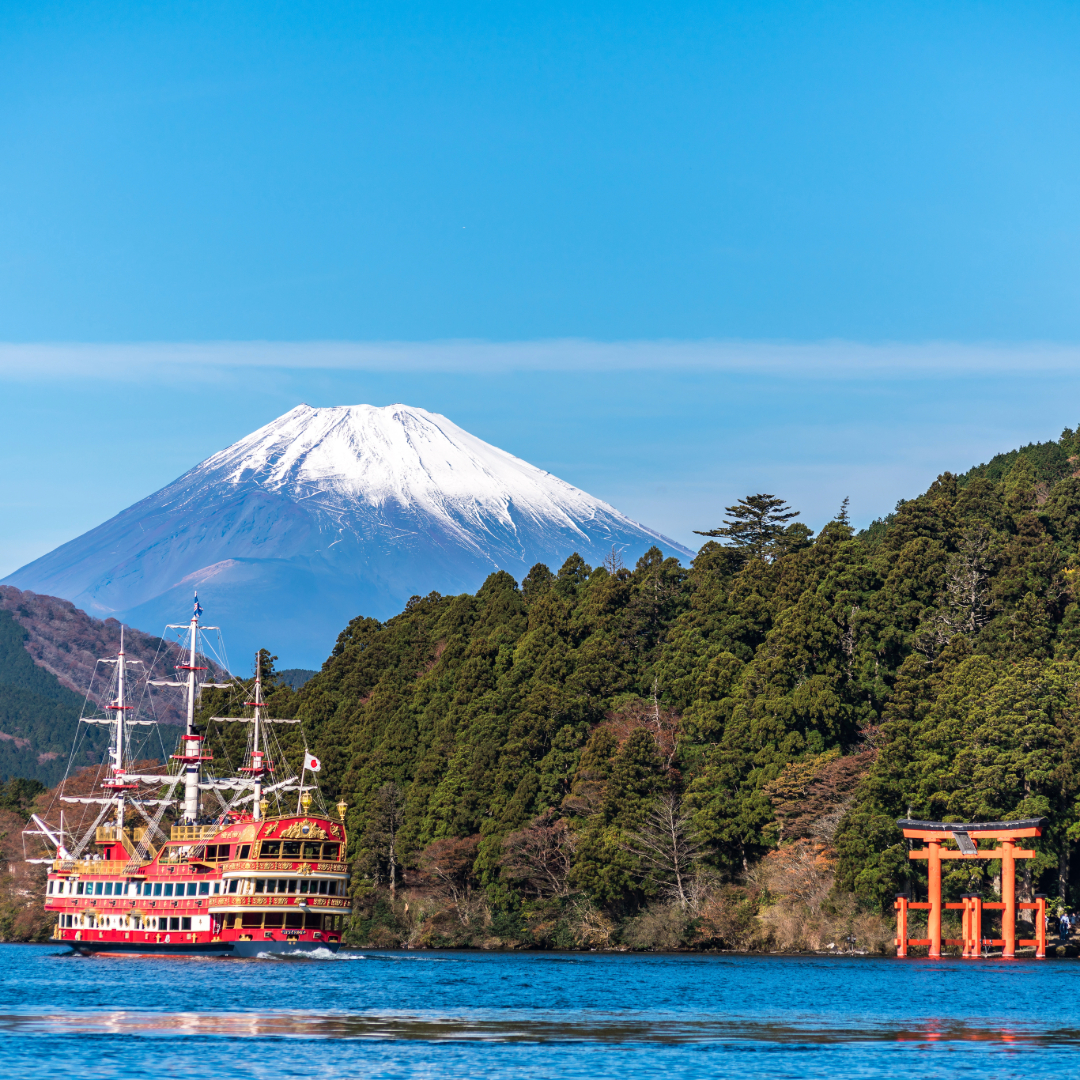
[196,426,1080,939]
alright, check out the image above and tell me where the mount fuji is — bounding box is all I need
[4,405,694,668]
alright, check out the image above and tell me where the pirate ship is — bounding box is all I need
[29,598,350,957]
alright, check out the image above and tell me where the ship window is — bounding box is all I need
[287,880,297,894]
[260,841,280,857]
[298,880,309,894]
[285,913,303,929]
[187,882,197,896]
[278,879,289,893]
[181,917,192,931]
[95,882,103,895]
[302,842,320,859]
[330,881,338,895]
[264,914,283,929]
[169,917,180,931]
[163,883,173,897]
[322,844,339,860]
[254,879,265,893]
[199,881,209,895]
[75,882,83,895]
[228,879,238,894]
[241,914,261,929]
[104,883,113,896]
[238,845,250,860]
[153,883,162,896]
[318,880,327,894]
[48,881,54,894]
[304,914,322,929]
[282,841,301,857]
[213,882,220,894]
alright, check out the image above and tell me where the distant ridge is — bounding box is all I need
[3,404,693,667]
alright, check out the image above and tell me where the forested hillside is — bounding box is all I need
[197,428,1080,949]
[0,587,185,728]
[0,611,106,785]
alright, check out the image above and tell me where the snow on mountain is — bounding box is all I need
[3,404,694,668]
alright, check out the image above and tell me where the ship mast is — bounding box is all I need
[180,597,204,823]
[96,625,143,830]
[251,653,265,820]
[112,626,128,832]
[211,651,302,817]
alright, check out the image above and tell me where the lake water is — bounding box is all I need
[2,944,1078,1078]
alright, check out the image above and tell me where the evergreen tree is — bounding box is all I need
[695,494,800,562]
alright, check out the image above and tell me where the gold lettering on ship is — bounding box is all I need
[279,819,328,840]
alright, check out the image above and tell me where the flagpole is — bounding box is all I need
[297,759,306,815]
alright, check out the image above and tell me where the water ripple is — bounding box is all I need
[0,1009,1075,1046]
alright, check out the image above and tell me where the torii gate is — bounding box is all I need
[894,818,1047,959]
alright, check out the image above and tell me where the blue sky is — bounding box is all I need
[2,2,1080,576]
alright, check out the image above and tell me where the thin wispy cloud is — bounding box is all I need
[2,339,1080,381]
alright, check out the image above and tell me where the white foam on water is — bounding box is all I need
[254,948,361,961]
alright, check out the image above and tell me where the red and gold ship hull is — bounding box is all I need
[45,812,350,957]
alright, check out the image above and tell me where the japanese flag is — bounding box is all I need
[304,751,321,773]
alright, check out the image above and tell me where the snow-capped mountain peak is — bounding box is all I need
[4,404,693,666]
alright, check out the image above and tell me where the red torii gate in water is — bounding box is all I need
[894,818,1047,959]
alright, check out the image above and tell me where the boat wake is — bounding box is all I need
[254,948,361,961]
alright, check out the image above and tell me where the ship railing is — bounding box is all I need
[170,825,219,841]
[54,859,137,875]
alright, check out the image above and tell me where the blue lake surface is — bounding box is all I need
[2,943,1078,1078]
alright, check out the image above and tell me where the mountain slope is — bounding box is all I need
[0,587,177,716]
[0,609,105,785]
[3,405,693,667]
